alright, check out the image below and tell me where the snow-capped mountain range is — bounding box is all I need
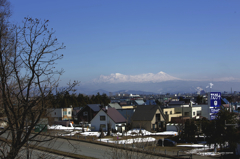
[93,71,181,83]
[74,71,240,95]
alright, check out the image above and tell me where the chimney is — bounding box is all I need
[105,106,108,110]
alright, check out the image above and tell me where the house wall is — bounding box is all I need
[151,109,166,130]
[132,120,151,131]
[48,108,73,121]
[168,114,182,122]
[62,108,73,120]
[190,107,201,118]
[192,105,210,119]
[132,109,166,131]
[91,110,115,131]
[121,106,135,109]
[175,107,202,119]
[48,109,63,118]
[163,108,182,122]
[163,108,175,115]
[151,109,164,124]
[78,106,97,123]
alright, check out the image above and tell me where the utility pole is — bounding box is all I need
[214,119,217,153]
[26,120,29,159]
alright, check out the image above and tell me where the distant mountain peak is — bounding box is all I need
[93,71,181,83]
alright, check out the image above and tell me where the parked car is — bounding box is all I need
[193,137,207,144]
[176,138,187,143]
[158,139,177,146]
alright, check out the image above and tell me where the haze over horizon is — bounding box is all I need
[9,0,240,88]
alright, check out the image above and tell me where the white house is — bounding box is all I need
[91,107,126,132]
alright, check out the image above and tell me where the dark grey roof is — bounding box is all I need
[117,109,135,122]
[132,105,159,121]
[168,101,185,105]
[87,104,101,112]
[73,107,82,110]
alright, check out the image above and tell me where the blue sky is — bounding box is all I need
[9,0,240,86]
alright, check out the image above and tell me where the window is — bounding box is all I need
[100,116,105,121]
[100,124,106,129]
[165,112,168,115]
[197,111,201,116]
[83,111,88,116]
[193,112,195,115]
[68,111,71,115]
[54,112,56,115]
[184,112,189,116]
[152,124,155,130]
[63,111,67,115]
[156,114,160,121]
[170,111,172,114]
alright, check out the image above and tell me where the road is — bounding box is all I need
[1,132,220,159]
[35,136,217,159]
[17,148,73,159]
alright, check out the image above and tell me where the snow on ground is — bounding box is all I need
[197,152,222,156]
[48,126,178,137]
[113,129,178,137]
[177,144,208,148]
[183,144,225,156]
[48,125,90,131]
[47,125,91,136]
[81,132,106,137]
[97,137,156,144]
[46,125,225,156]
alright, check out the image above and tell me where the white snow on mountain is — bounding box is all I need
[93,71,181,83]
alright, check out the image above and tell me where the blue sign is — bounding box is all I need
[210,92,221,108]
[210,114,217,120]
[209,92,221,120]
[210,108,220,114]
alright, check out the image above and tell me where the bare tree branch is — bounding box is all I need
[0,2,78,158]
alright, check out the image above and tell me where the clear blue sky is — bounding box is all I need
[9,0,240,86]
